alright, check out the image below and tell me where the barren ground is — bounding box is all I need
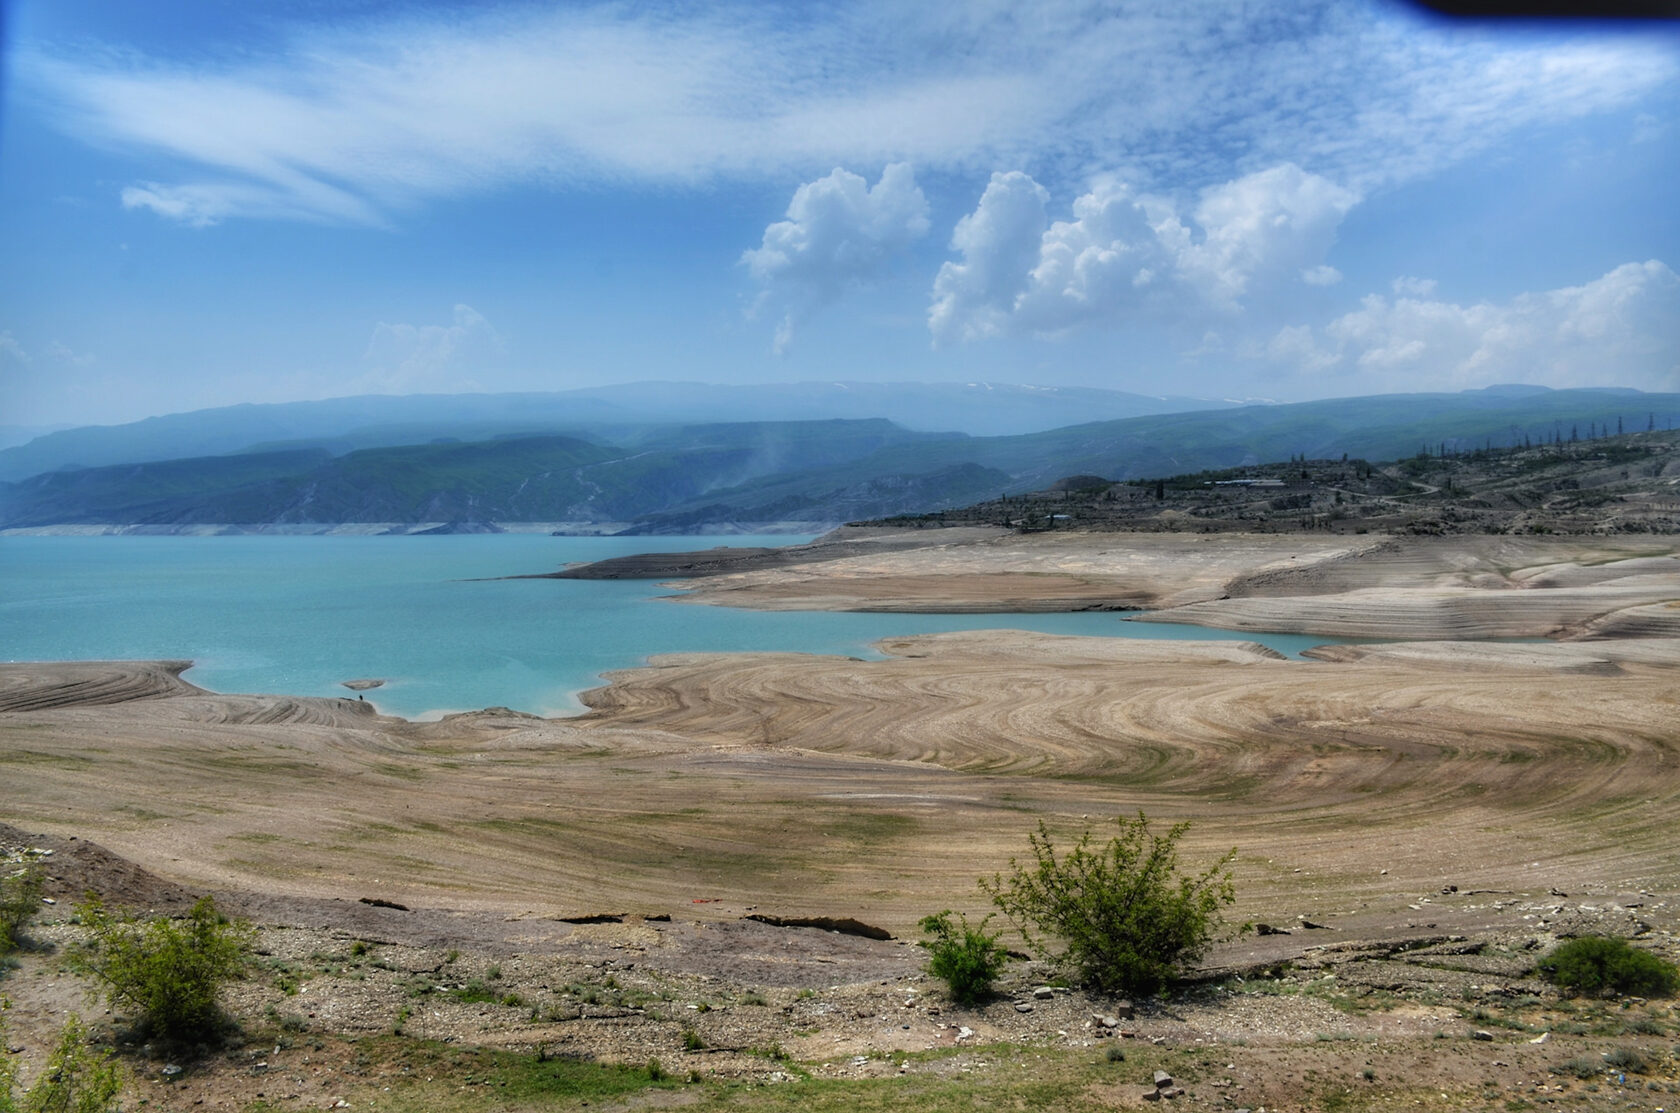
[2,530,1678,1111]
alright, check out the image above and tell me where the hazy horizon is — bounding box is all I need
[3,0,1677,429]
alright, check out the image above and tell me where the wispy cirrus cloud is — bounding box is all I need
[18,1,1676,225]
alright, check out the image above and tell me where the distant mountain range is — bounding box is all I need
[2,384,1675,533]
[0,381,1228,482]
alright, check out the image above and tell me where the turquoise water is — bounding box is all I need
[1,535,1349,719]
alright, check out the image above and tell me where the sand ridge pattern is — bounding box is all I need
[2,641,1676,939]
[0,659,202,713]
[1,532,1675,939]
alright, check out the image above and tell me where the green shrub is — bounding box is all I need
[0,863,45,954]
[1535,936,1679,998]
[1555,1054,1603,1080]
[918,910,1008,1005]
[0,1014,122,1113]
[982,812,1238,995]
[70,895,254,1041]
[1603,1046,1650,1073]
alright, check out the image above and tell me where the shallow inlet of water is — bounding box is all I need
[2,534,1358,720]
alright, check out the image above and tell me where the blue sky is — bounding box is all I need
[2,0,1677,428]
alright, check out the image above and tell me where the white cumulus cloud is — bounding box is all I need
[1264,261,1680,392]
[930,163,1357,342]
[360,304,504,394]
[1173,164,1359,305]
[744,163,929,352]
[928,171,1050,343]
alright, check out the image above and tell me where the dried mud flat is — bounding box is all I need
[3,531,1679,1110]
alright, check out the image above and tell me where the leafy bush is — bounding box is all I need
[70,895,254,1041]
[1535,936,1679,998]
[0,1014,122,1113]
[982,812,1238,995]
[918,910,1008,1005]
[0,863,45,954]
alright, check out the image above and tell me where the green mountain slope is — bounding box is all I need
[0,382,1224,481]
[4,389,1676,531]
[0,421,966,527]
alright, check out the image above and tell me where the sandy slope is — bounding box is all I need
[665,532,1680,639]
[3,633,1676,938]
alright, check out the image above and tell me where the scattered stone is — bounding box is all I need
[1014,1002,1034,1013]
[557,913,625,924]
[161,1064,183,1079]
[1033,986,1055,1000]
[1297,917,1331,930]
[1154,1070,1175,1088]
[357,897,409,911]
[1255,923,1291,936]
[1530,1032,1550,1044]
[1472,1030,1494,1041]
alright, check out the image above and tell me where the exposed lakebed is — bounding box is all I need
[1,534,1355,719]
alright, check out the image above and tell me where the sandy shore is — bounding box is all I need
[0,530,1671,934]
[648,531,1680,639]
[3,627,1676,936]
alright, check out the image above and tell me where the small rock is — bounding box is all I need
[1014,1002,1034,1013]
[1141,1090,1162,1103]
[1472,1030,1493,1041]
[1255,923,1290,936]
[1113,1000,1135,1019]
[1529,1032,1550,1044]
[1033,986,1055,1000]
[1154,1070,1175,1088]
[956,1026,974,1040]
[161,1064,183,1079]
[1097,1014,1120,1029]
